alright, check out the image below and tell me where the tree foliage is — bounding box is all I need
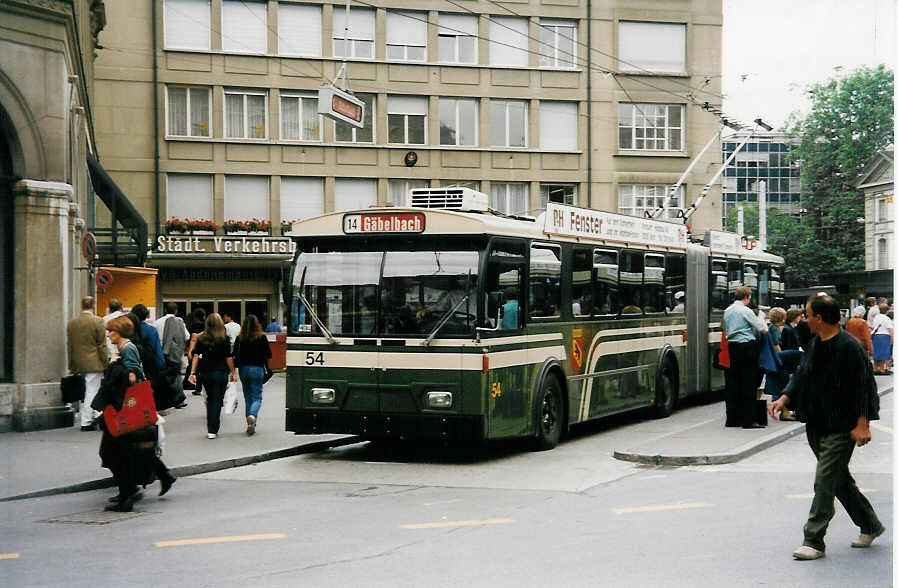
[783,65,893,286]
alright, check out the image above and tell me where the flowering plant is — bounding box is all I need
[186,218,219,232]
[281,219,298,233]
[222,219,248,232]
[245,218,272,232]
[165,217,189,232]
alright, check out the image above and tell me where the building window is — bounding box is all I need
[539,184,577,211]
[225,89,267,139]
[334,178,377,211]
[618,104,683,151]
[490,183,528,215]
[540,101,578,150]
[167,86,210,137]
[163,0,210,51]
[388,96,427,145]
[489,16,529,67]
[278,3,322,57]
[388,179,429,206]
[877,197,890,222]
[438,13,477,64]
[333,7,374,59]
[618,184,684,219]
[224,175,269,222]
[166,173,213,219]
[221,0,267,54]
[440,180,481,191]
[618,21,686,73]
[280,93,321,141]
[334,93,375,143]
[539,20,577,68]
[281,177,324,221]
[439,98,478,146]
[489,100,527,147]
[877,237,889,270]
[386,10,427,61]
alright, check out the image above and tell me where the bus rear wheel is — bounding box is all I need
[654,358,677,419]
[532,374,563,451]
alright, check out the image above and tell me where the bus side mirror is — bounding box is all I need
[487,291,505,319]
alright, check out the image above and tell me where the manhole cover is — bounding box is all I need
[38,510,151,525]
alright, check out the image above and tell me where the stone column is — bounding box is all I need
[10,179,75,431]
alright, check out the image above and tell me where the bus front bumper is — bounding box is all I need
[286,409,485,441]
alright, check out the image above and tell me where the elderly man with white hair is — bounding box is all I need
[844,305,873,358]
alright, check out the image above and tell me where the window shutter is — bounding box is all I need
[334,178,377,211]
[281,177,325,220]
[278,3,322,56]
[164,0,210,50]
[333,8,375,40]
[387,11,427,45]
[224,175,270,221]
[540,102,578,150]
[387,96,427,115]
[167,174,213,219]
[489,17,528,66]
[618,21,686,73]
[439,13,477,36]
[222,0,268,54]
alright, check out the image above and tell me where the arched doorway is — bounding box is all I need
[0,124,12,381]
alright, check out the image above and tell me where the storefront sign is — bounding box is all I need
[544,203,688,248]
[158,268,280,282]
[155,235,296,255]
[343,212,425,234]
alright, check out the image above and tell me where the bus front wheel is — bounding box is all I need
[532,373,563,451]
[654,358,677,419]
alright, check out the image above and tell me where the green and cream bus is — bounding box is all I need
[284,189,784,449]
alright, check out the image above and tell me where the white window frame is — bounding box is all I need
[224,175,270,222]
[618,103,684,151]
[281,176,325,222]
[490,183,529,216]
[224,88,268,139]
[332,8,375,59]
[334,93,375,144]
[438,13,478,64]
[489,16,529,67]
[877,237,890,270]
[163,0,211,51]
[221,0,268,55]
[386,10,427,62]
[387,96,428,146]
[618,184,684,220]
[539,101,578,151]
[489,99,528,148]
[388,179,429,206]
[439,97,478,147]
[538,184,577,211]
[334,178,378,212]
[876,196,890,222]
[166,173,214,220]
[166,85,211,138]
[618,21,687,74]
[539,20,577,69]
[279,93,322,142]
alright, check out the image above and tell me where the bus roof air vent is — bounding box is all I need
[408,187,489,212]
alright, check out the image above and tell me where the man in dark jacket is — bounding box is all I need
[770,295,884,560]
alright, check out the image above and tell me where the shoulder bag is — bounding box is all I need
[103,380,158,437]
[61,373,86,403]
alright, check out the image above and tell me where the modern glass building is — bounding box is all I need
[721,131,801,221]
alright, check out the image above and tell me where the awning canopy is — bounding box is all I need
[87,153,148,265]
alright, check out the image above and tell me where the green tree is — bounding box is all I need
[785,65,893,286]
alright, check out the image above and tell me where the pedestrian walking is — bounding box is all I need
[769,294,884,560]
[233,314,272,436]
[155,301,190,400]
[866,297,881,329]
[184,307,207,395]
[870,302,893,375]
[722,286,768,428]
[781,309,802,351]
[223,311,241,352]
[188,312,236,439]
[844,306,873,357]
[66,296,109,431]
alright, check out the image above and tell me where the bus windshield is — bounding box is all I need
[292,249,479,337]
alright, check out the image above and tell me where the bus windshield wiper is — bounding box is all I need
[296,266,337,345]
[423,294,469,347]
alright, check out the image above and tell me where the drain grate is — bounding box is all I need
[38,510,151,525]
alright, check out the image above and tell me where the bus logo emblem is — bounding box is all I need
[571,338,583,371]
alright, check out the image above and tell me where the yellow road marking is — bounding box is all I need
[613,502,711,515]
[154,533,286,548]
[871,422,892,434]
[787,489,877,500]
[400,518,514,529]
[0,553,20,560]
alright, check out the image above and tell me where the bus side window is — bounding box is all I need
[757,263,770,308]
[529,244,562,320]
[593,248,619,316]
[710,259,728,311]
[727,260,743,303]
[665,253,686,313]
[744,262,759,307]
[571,248,593,317]
[485,249,524,330]
[643,253,665,314]
[619,250,644,315]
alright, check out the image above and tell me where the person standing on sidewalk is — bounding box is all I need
[769,294,884,560]
[66,296,109,431]
[233,314,271,436]
[188,313,236,439]
[870,302,893,375]
[722,286,768,428]
[223,312,241,352]
[845,305,874,358]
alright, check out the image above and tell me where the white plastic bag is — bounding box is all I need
[223,382,239,415]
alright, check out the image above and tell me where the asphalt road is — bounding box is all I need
[2,395,892,588]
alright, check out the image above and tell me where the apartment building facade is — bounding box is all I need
[93,0,724,321]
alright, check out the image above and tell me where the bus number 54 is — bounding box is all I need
[305,352,325,365]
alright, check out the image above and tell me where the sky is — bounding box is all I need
[722,0,896,130]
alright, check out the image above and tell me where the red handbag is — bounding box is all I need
[103,380,158,437]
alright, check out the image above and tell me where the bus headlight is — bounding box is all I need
[426,391,453,408]
[311,388,336,404]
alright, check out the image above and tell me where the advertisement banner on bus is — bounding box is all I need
[544,203,688,248]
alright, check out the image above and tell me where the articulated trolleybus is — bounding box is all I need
[284,188,784,449]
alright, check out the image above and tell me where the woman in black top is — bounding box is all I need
[233,314,272,436]
[184,307,207,395]
[188,313,236,439]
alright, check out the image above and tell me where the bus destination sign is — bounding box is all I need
[544,203,688,248]
[343,212,425,234]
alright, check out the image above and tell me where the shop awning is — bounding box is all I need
[87,153,148,266]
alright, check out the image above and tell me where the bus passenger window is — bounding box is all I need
[529,244,562,320]
[744,263,759,306]
[594,249,620,316]
[727,260,743,302]
[571,249,593,317]
[643,253,665,313]
[665,253,686,313]
[619,250,644,315]
[710,259,728,311]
